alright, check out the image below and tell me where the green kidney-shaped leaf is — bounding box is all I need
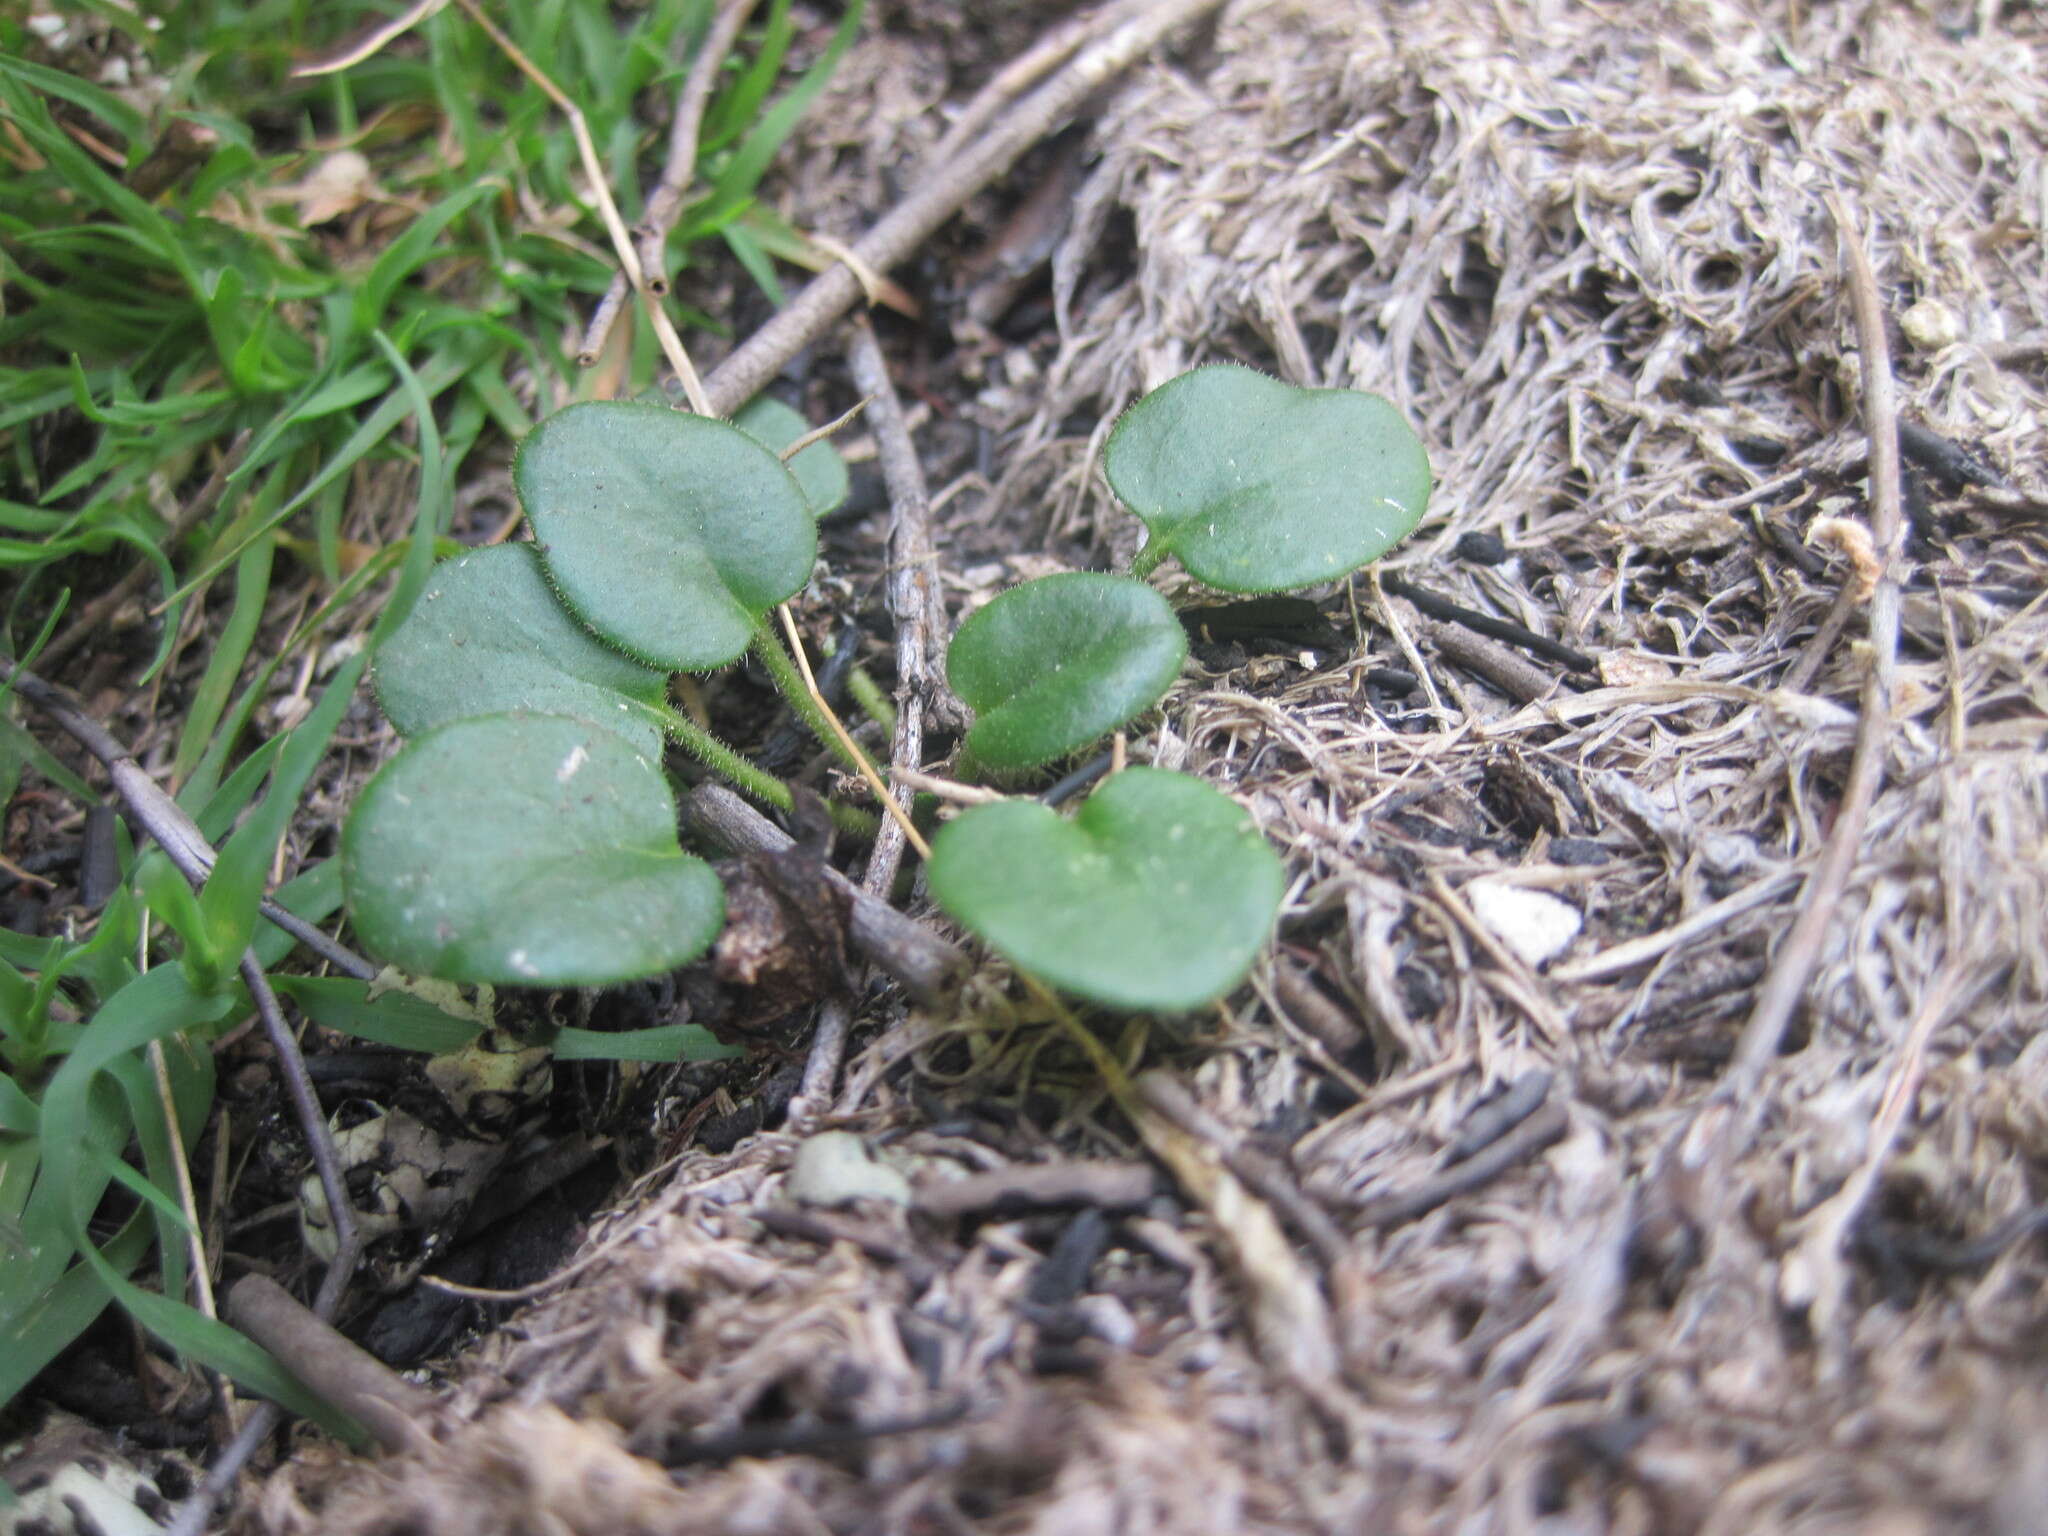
[343,712,724,986]
[1103,364,1431,592]
[733,395,850,518]
[948,573,1188,772]
[516,400,816,670]
[373,543,669,756]
[928,766,1284,1011]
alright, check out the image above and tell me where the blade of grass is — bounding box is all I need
[675,0,863,243]
[171,537,274,789]
[155,343,485,616]
[365,332,447,647]
[34,965,363,1440]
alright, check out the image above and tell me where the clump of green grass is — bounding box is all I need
[0,0,861,1441]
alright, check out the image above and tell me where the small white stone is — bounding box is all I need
[787,1132,911,1208]
[1900,298,1962,351]
[1466,878,1582,968]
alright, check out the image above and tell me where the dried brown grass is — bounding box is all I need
[256,1,2048,1532]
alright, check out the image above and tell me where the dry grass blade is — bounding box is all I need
[580,0,763,362]
[1709,193,1906,1127]
[446,0,711,412]
[701,0,1231,415]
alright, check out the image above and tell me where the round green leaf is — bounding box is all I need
[373,543,668,756]
[928,766,1284,1011]
[733,395,851,518]
[343,712,724,986]
[948,573,1188,772]
[1103,363,1431,592]
[515,400,816,670]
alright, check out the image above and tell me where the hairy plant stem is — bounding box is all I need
[1128,544,1166,580]
[845,663,898,738]
[647,699,877,839]
[749,617,871,781]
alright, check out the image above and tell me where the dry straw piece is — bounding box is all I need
[258,2,2048,1533]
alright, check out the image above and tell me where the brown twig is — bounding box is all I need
[225,1275,431,1455]
[580,0,761,363]
[847,314,958,884]
[683,783,966,1004]
[1352,1099,1569,1228]
[789,995,853,1130]
[1713,195,1905,1118]
[1135,1072,1351,1270]
[1380,574,1597,674]
[1551,867,1799,983]
[913,1160,1159,1219]
[926,0,1148,167]
[165,1408,280,1536]
[640,0,760,290]
[1270,958,1369,1059]
[774,603,930,857]
[1782,964,1962,1378]
[446,0,712,412]
[752,1205,934,1284]
[1441,1071,1554,1166]
[0,660,377,981]
[1131,1070,1353,1423]
[700,0,1229,416]
[792,320,951,1120]
[1412,614,1563,705]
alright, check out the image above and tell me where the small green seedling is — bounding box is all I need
[927,767,1285,1011]
[733,395,852,518]
[341,366,1429,1016]
[948,572,1186,775]
[517,400,817,671]
[343,399,848,989]
[926,365,1428,1009]
[344,712,725,985]
[1106,363,1431,591]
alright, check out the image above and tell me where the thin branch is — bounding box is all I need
[1135,1071,1350,1270]
[1714,194,1905,1115]
[164,1406,278,1536]
[1550,867,1800,983]
[164,972,354,1536]
[914,1160,1159,1218]
[1351,1100,1570,1228]
[927,0,1147,166]
[580,0,761,362]
[778,397,869,462]
[1380,574,1597,673]
[0,668,363,1276]
[700,0,1229,416]
[0,656,369,1532]
[1783,964,1962,1378]
[225,1275,429,1454]
[1411,614,1562,705]
[846,315,956,887]
[792,319,952,1122]
[0,659,377,978]
[448,0,712,412]
[683,784,966,1004]
[641,0,761,289]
